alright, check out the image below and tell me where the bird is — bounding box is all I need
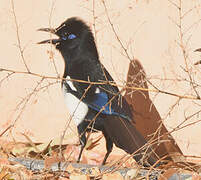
[38,17,157,166]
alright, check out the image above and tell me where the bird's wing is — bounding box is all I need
[64,80,131,121]
[84,91,132,121]
[68,61,133,122]
[84,64,133,122]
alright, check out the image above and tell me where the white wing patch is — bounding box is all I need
[62,77,88,126]
[95,87,100,94]
[66,76,77,91]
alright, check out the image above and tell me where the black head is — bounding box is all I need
[38,17,97,56]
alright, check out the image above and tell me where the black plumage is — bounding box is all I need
[38,17,157,166]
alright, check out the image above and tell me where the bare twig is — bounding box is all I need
[1,68,200,101]
[178,0,200,98]
[11,0,30,72]
[101,0,132,61]
[12,78,45,128]
[48,0,60,77]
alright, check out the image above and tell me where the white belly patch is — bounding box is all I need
[62,78,88,126]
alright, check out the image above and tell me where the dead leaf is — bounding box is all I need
[192,173,201,180]
[66,164,76,174]
[85,135,102,150]
[0,164,33,179]
[0,167,9,179]
[70,173,90,180]
[12,143,30,156]
[44,153,65,169]
[102,172,124,180]
[194,48,201,52]
[88,167,100,176]
[64,144,80,162]
[0,158,10,165]
[125,169,139,179]
[194,60,201,65]
[158,168,178,180]
[84,150,103,165]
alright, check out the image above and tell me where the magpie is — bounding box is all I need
[38,17,157,166]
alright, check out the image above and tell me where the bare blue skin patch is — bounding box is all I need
[68,34,76,39]
[61,34,76,40]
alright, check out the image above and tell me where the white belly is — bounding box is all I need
[62,81,88,126]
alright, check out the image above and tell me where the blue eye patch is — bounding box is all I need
[68,34,76,40]
[61,33,76,41]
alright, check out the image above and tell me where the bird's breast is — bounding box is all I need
[62,78,88,126]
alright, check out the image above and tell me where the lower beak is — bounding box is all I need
[37,28,61,44]
[37,39,61,44]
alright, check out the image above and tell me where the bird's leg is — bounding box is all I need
[102,129,113,165]
[77,124,87,163]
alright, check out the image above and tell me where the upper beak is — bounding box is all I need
[37,28,61,44]
[38,28,56,33]
[195,48,201,52]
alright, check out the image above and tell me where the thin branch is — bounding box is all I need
[101,0,132,61]
[1,67,200,101]
[167,0,180,9]
[48,0,60,77]
[11,0,30,72]
[0,72,15,86]
[178,0,200,98]
[11,78,45,127]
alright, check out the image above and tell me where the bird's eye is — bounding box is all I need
[68,34,76,40]
[61,33,76,41]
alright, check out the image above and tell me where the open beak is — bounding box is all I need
[37,28,61,44]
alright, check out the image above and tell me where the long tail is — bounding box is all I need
[103,116,158,166]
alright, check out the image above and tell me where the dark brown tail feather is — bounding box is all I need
[125,59,182,161]
[103,115,158,166]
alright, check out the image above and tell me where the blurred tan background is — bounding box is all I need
[0,0,201,160]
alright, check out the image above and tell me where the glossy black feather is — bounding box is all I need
[39,17,157,166]
[55,17,132,121]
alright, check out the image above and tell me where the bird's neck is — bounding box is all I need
[61,40,99,79]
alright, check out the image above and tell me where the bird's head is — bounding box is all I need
[38,17,94,53]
